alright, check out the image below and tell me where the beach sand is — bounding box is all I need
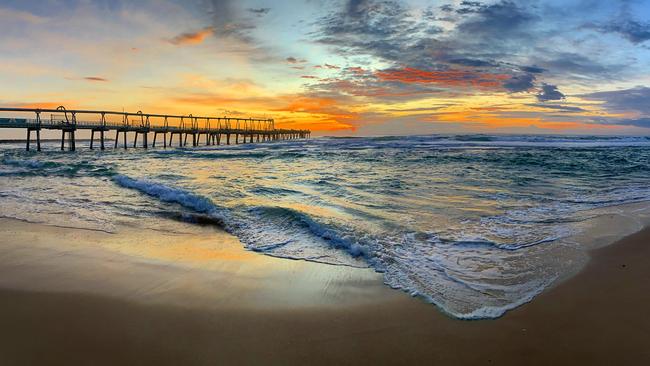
[0,217,648,365]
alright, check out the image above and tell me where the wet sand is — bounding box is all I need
[0,218,648,365]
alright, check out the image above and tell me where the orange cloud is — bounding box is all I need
[169,27,214,45]
[9,102,72,109]
[375,67,509,89]
[426,107,623,131]
[347,67,367,75]
[273,96,358,131]
[315,64,340,70]
[172,94,274,108]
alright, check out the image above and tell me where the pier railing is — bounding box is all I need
[0,106,310,151]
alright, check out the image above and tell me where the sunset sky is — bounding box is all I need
[1,0,650,135]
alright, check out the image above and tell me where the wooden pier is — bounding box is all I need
[0,106,310,151]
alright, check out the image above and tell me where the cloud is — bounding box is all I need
[315,0,440,66]
[447,58,497,67]
[519,65,545,74]
[581,86,650,115]
[375,67,509,89]
[456,1,537,37]
[314,0,638,94]
[171,93,275,107]
[315,63,341,70]
[202,0,258,44]
[590,19,650,44]
[83,76,109,82]
[534,52,622,79]
[502,73,535,93]
[536,83,565,102]
[526,103,585,113]
[169,27,214,45]
[286,57,307,64]
[612,118,650,128]
[581,87,650,129]
[312,1,553,96]
[247,8,271,17]
[456,1,487,15]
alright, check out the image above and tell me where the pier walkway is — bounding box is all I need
[0,106,310,151]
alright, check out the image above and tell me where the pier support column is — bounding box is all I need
[115,131,119,149]
[26,129,31,151]
[90,130,94,150]
[60,130,75,151]
[226,134,230,145]
[163,133,167,148]
[100,131,105,150]
[153,132,157,148]
[123,131,128,149]
[36,129,41,151]
[69,130,76,151]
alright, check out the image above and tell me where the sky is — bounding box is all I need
[1,0,650,136]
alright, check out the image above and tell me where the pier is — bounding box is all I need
[0,106,310,151]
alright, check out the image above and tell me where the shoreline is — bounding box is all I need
[0,218,649,364]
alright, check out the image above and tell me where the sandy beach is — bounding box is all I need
[0,217,647,365]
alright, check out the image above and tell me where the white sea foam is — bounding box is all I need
[112,174,219,215]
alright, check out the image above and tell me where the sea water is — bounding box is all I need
[2,134,650,319]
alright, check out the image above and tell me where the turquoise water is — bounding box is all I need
[2,134,650,318]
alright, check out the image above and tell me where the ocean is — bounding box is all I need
[2,134,650,319]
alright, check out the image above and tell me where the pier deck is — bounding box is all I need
[0,106,310,151]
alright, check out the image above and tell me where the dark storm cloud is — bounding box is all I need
[536,83,565,102]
